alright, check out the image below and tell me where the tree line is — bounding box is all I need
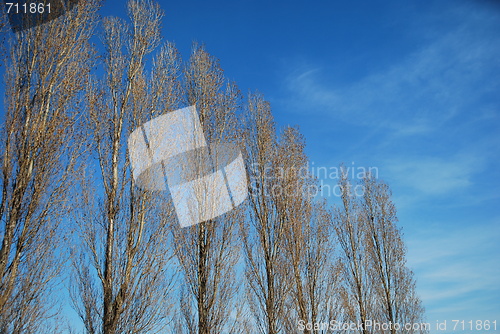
[0,0,426,333]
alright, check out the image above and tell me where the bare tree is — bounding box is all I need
[335,168,427,334]
[71,1,177,333]
[360,174,426,334]
[170,44,245,334]
[240,93,290,334]
[0,0,428,332]
[273,126,339,334]
[334,167,374,334]
[0,1,97,332]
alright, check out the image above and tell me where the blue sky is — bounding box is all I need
[135,0,500,331]
[2,0,499,332]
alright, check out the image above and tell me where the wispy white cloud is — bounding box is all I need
[279,4,500,139]
[278,3,500,208]
[384,153,482,196]
[406,219,500,322]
